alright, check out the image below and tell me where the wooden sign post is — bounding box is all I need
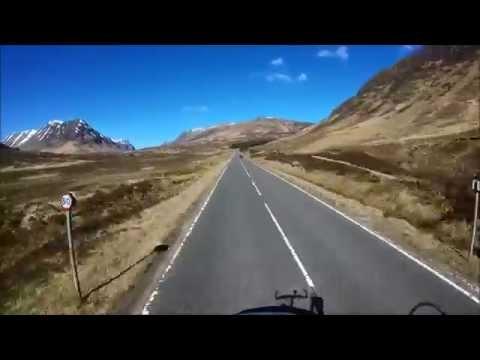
[470,175,480,259]
[61,192,82,301]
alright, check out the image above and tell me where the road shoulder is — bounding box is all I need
[115,154,233,314]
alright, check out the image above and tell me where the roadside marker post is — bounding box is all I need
[470,175,480,259]
[61,192,82,301]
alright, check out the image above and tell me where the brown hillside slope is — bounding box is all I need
[172,117,312,149]
[263,46,479,154]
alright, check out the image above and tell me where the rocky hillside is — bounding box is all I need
[171,116,312,148]
[263,46,479,154]
[2,119,135,154]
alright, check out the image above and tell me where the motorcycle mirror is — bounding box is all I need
[310,296,324,315]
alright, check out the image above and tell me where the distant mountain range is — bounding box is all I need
[2,119,135,153]
[170,116,312,149]
[2,116,312,154]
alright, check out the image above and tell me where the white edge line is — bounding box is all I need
[141,155,233,314]
[264,202,315,289]
[251,160,480,305]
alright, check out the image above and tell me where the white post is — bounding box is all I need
[62,193,82,301]
[470,191,479,259]
[66,209,82,300]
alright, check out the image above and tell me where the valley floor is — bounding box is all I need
[0,148,230,314]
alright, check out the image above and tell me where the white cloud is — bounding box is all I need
[317,46,349,61]
[266,73,292,83]
[271,57,284,66]
[317,50,332,57]
[297,73,307,82]
[182,105,209,113]
[265,72,308,83]
[336,46,349,60]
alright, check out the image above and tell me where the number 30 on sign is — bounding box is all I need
[61,194,73,210]
[473,179,480,193]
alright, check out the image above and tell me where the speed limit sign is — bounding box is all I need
[60,191,81,299]
[472,177,480,193]
[61,193,76,210]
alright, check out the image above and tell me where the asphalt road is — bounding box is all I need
[145,152,479,314]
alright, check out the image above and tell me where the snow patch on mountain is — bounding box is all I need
[112,138,131,145]
[48,120,64,126]
[17,129,38,146]
[2,129,38,147]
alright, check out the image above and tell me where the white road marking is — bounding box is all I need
[264,202,315,289]
[240,160,251,178]
[251,180,262,197]
[141,156,233,315]
[240,159,262,197]
[252,161,480,305]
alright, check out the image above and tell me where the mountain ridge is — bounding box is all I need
[2,119,135,153]
[170,116,313,149]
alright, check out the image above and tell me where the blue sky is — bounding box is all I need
[1,45,419,149]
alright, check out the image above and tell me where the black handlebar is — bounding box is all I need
[240,290,444,315]
[275,289,309,307]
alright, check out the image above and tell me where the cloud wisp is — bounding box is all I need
[256,57,307,84]
[317,46,349,61]
[297,73,307,82]
[271,57,284,66]
[266,73,292,83]
[265,72,308,83]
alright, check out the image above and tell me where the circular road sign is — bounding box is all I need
[61,194,74,210]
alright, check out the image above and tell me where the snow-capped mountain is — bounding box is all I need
[2,119,135,153]
[111,138,135,151]
[3,129,38,148]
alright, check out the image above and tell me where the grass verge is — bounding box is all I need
[253,155,479,287]
[0,150,230,314]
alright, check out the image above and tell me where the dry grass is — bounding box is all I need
[261,149,477,255]
[0,149,230,314]
[254,123,480,284]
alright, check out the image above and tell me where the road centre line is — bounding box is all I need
[251,180,262,197]
[240,160,251,178]
[263,202,316,289]
[240,159,263,197]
